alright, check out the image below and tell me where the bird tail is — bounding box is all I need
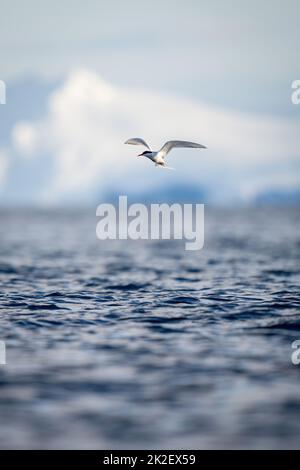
[155,163,175,170]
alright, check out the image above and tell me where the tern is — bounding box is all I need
[124,138,207,169]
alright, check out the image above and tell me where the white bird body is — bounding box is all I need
[124,138,206,169]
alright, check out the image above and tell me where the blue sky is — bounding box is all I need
[0,0,299,205]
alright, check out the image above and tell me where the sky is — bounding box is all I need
[0,0,299,206]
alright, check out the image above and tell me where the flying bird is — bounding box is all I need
[124,138,206,169]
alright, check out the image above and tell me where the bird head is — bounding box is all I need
[138,150,151,157]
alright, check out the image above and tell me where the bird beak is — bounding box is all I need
[138,153,142,156]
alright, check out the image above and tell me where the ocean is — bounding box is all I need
[0,206,299,449]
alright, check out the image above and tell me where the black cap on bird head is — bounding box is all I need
[138,150,151,156]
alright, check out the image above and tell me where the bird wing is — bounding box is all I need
[124,137,151,150]
[158,140,206,159]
